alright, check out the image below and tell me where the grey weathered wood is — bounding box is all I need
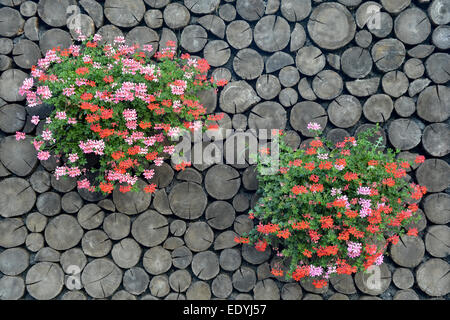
[363,94,393,123]
[416,159,450,192]
[123,267,149,296]
[355,30,372,48]
[103,212,131,240]
[0,218,27,248]
[113,180,151,215]
[26,233,44,252]
[144,9,163,29]
[390,235,425,268]
[81,258,122,299]
[214,230,239,250]
[330,274,357,295]
[404,58,425,79]
[184,0,219,14]
[0,7,25,37]
[0,248,29,276]
[60,247,87,274]
[425,225,450,258]
[0,177,36,218]
[372,39,406,72]
[311,70,343,100]
[395,8,431,45]
[170,220,187,238]
[307,2,355,50]
[290,101,327,137]
[126,26,159,57]
[97,24,123,45]
[416,258,450,296]
[205,164,241,200]
[79,0,104,28]
[219,3,236,22]
[408,44,435,59]
[0,38,13,55]
[192,251,220,280]
[146,163,173,188]
[423,193,450,225]
[39,29,72,55]
[254,279,280,300]
[0,69,28,102]
[279,88,298,108]
[67,14,95,39]
[12,39,41,70]
[422,123,450,157]
[219,81,260,114]
[279,66,299,87]
[206,201,236,230]
[163,3,190,29]
[143,246,172,275]
[429,0,450,25]
[184,221,213,252]
[169,182,207,219]
[204,40,231,67]
[281,283,303,300]
[242,243,271,265]
[248,101,287,138]
[236,0,265,21]
[341,47,372,79]
[198,15,225,39]
[24,17,39,41]
[104,0,145,28]
[131,210,168,247]
[254,15,290,52]
[265,0,280,14]
[212,274,233,298]
[233,48,264,80]
[280,0,311,21]
[295,46,325,76]
[354,263,391,296]
[37,0,75,27]
[328,95,362,128]
[432,25,450,50]
[172,246,193,269]
[346,77,380,97]
[169,269,191,293]
[163,237,184,250]
[176,168,202,185]
[220,248,242,272]
[297,78,317,101]
[232,266,257,292]
[266,52,294,74]
[393,268,414,289]
[149,275,169,298]
[425,53,450,84]
[186,281,211,300]
[26,262,63,300]
[290,23,306,52]
[81,230,112,258]
[381,0,410,13]
[417,85,450,122]
[77,204,104,230]
[181,25,207,53]
[388,119,422,150]
[36,192,61,217]
[0,276,25,300]
[26,212,47,233]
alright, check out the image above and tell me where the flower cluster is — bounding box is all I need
[18,32,227,194]
[237,124,426,288]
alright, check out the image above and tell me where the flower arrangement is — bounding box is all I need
[18,31,227,194]
[236,123,426,289]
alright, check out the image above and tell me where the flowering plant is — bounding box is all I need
[18,31,226,194]
[237,123,426,288]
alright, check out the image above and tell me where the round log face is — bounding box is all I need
[0,0,448,302]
